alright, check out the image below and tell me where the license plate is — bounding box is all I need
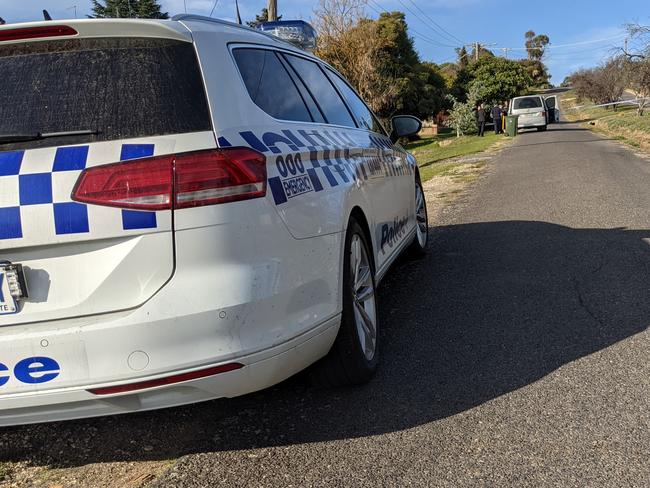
[0,268,18,315]
[0,263,27,315]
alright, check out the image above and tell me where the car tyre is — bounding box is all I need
[537,125,547,132]
[310,217,379,387]
[407,174,428,258]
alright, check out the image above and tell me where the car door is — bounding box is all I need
[323,68,414,271]
[544,95,560,123]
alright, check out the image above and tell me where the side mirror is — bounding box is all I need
[390,115,422,143]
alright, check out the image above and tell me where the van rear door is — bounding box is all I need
[0,27,215,325]
[544,95,560,123]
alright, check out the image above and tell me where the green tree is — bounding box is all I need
[89,0,168,18]
[518,59,551,89]
[438,62,460,90]
[374,11,448,119]
[455,46,469,69]
[469,56,533,105]
[246,7,281,27]
[525,30,550,61]
[446,84,480,137]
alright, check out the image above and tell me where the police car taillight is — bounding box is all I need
[0,25,78,43]
[71,148,267,210]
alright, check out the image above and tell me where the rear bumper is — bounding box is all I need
[517,117,546,128]
[0,315,339,426]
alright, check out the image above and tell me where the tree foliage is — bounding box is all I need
[470,56,532,105]
[89,0,168,18]
[314,2,448,121]
[625,58,650,115]
[569,57,626,107]
[525,30,549,61]
[446,84,481,137]
[246,7,282,27]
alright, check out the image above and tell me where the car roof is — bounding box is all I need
[0,15,299,51]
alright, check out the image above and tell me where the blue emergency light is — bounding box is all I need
[257,20,317,51]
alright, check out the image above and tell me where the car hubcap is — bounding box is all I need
[415,183,428,247]
[351,234,377,361]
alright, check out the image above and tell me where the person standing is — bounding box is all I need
[491,104,502,134]
[477,104,486,137]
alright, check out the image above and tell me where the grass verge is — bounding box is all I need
[562,92,650,151]
[405,128,505,182]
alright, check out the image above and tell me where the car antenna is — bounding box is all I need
[235,0,242,24]
[43,10,52,21]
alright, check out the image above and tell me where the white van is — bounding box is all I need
[509,95,548,131]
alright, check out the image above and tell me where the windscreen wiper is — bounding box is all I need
[0,129,99,144]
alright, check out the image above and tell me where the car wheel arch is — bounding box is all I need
[348,206,375,272]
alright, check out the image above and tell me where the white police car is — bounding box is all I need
[0,15,428,425]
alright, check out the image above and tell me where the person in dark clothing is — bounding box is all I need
[491,104,502,134]
[476,104,486,137]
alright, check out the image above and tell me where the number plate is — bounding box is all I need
[0,268,18,315]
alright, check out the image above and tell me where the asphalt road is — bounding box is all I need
[3,122,650,487]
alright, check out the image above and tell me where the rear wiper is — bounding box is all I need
[0,129,99,144]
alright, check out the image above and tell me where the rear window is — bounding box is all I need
[513,97,543,110]
[0,38,212,151]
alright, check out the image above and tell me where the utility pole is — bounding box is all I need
[501,47,511,59]
[268,0,278,21]
[475,41,479,62]
[624,37,629,54]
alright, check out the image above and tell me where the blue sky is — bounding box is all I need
[1,0,647,83]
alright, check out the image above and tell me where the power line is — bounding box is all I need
[209,0,219,17]
[393,0,460,47]
[366,0,458,48]
[406,0,466,45]
[495,33,627,52]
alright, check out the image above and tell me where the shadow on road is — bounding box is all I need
[2,221,650,468]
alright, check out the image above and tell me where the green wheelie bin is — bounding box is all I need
[505,115,519,137]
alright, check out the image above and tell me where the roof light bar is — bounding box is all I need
[257,20,317,51]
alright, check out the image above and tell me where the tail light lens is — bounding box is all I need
[72,148,267,210]
[0,25,78,43]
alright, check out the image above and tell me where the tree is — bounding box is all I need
[469,56,533,106]
[446,84,480,137]
[439,62,460,90]
[246,7,282,27]
[621,24,650,115]
[624,59,650,115]
[455,46,469,69]
[525,30,549,61]
[570,58,626,108]
[519,59,551,89]
[314,0,398,116]
[314,3,449,121]
[89,0,168,18]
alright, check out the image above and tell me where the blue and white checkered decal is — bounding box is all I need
[219,128,414,206]
[0,139,181,249]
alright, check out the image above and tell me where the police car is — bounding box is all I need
[0,15,428,425]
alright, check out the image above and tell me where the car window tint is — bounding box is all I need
[325,68,386,134]
[283,54,356,128]
[233,48,312,122]
[276,55,326,124]
[514,97,543,109]
[0,38,212,151]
